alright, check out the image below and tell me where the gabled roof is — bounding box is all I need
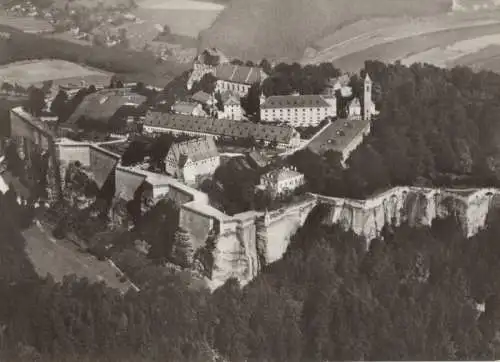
[167,137,219,164]
[172,101,199,114]
[350,98,361,107]
[262,167,303,184]
[67,88,146,124]
[145,112,297,144]
[214,64,265,85]
[221,91,240,106]
[261,95,330,109]
[191,91,212,104]
[246,149,268,168]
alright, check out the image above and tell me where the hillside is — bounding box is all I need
[199,0,453,62]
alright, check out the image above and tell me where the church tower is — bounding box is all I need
[363,73,373,121]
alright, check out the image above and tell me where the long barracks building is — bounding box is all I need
[143,112,301,150]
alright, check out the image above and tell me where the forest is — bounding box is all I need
[289,61,500,199]
[3,182,500,361]
[4,60,500,360]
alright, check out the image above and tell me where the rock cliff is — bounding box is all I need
[197,187,499,289]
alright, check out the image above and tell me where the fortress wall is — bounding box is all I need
[90,146,120,189]
[57,143,91,167]
[10,110,39,143]
[166,183,197,205]
[114,167,146,201]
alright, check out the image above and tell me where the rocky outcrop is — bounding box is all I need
[197,187,499,290]
[317,187,498,242]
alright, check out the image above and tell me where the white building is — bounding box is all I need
[218,91,243,121]
[348,97,362,119]
[260,94,336,127]
[164,137,220,184]
[258,166,305,195]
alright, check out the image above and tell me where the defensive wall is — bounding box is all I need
[10,107,500,289]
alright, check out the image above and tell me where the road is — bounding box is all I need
[22,220,137,294]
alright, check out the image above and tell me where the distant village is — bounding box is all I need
[0,0,197,64]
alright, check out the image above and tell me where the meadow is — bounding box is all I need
[133,0,224,37]
[0,59,111,87]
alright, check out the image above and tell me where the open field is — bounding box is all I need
[138,0,224,10]
[0,15,53,33]
[304,10,500,64]
[22,221,133,293]
[0,24,185,86]
[0,59,112,88]
[304,16,500,73]
[452,44,500,72]
[402,34,500,67]
[134,0,224,37]
[199,0,452,61]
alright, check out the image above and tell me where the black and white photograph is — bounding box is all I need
[1,0,500,360]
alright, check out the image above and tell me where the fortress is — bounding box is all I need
[7,106,500,290]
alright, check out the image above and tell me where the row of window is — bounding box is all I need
[218,81,250,94]
[263,107,329,114]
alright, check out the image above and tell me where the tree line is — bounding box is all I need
[3,183,500,360]
[289,61,500,199]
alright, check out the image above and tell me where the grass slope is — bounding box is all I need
[199,0,452,62]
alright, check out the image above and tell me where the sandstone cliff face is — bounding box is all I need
[318,187,497,242]
[203,187,498,289]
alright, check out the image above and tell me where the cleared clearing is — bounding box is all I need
[309,21,500,73]
[452,44,500,71]
[302,10,500,72]
[22,221,132,293]
[134,0,224,37]
[138,0,224,10]
[402,34,500,67]
[0,59,112,88]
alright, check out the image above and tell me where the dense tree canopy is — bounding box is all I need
[3,183,500,360]
[289,61,500,198]
[262,62,341,96]
[5,60,500,361]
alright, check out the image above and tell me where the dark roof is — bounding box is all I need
[246,149,268,168]
[261,95,330,109]
[172,101,199,114]
[168,137,219,164]
[145,112,297,144]
[214,64,265,85]
[307,118,370,155]
[1,171,31,199]
[67,89,147,124]
[221,91,240,106]
[191,91,212,104]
